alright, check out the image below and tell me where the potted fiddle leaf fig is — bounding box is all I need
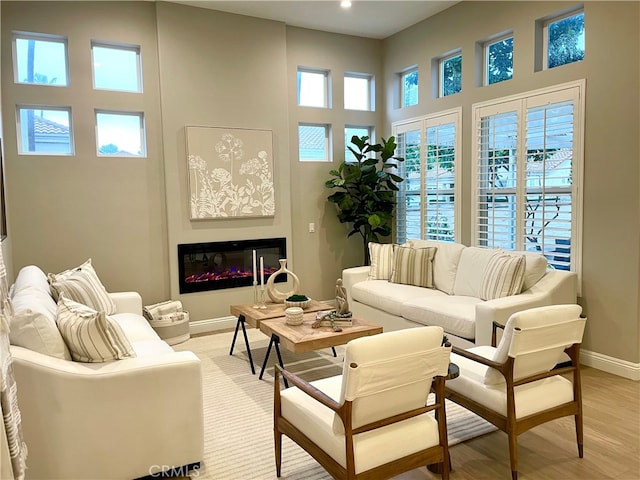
[325,135,404,265]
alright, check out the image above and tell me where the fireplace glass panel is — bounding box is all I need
[178,238,286,294]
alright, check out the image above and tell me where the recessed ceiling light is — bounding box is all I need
[340,1,352,8]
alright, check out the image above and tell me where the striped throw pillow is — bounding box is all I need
[480,254,526,300]
[389,246,437,288]
[368,243,396,280]
[56,295,135,363]
[48,259,116,315]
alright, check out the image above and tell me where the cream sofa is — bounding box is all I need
[8,265,204,480]
[343,240,577,347]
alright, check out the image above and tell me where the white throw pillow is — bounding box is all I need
[368,242,396,280]
[408,240,465,294]
[9,288,71,360]
[519,252,549,291]
[56,295,135,363]
[389,246,437,288]
[453,247,501,298]
[480,254,526,300]
[48,259,116,315]
[10,265,50,297]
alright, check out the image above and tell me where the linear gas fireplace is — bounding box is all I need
[178,238,287,294]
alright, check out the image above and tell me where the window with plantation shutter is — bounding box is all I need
[394,108,461,245]
[472,80,584,287]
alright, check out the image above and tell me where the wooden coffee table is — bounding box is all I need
[229,300,328,374]
[258,313,383,387]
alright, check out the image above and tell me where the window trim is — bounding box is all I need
[297,67,331,108]
[95,109,147,157]
[439,50,462,98]
[399,66,419,108]
[12,31,69,87]
[471,80,585,293]
[344,72,374,111]
[16,104,74,156]
[483,32,514,86]
[91,40,143,93]
[298,122,332,162]
[542,8,585,70]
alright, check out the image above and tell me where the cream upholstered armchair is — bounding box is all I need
[445,304,586,480]
[274,326,452,480]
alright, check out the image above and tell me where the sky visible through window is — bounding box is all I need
[16,35,144,155]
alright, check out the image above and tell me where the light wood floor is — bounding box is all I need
[397,366,640,480]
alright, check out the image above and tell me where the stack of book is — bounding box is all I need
[315,310,353,327]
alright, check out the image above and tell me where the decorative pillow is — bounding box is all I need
[480,254,526,301]
[9,288,72,360]
[368,243,396,280]
[48,259,116,315]
[56,295,135,363]
[389,246,437,288]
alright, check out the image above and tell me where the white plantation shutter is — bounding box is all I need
[394,109,461,244]
[472,81,584,288]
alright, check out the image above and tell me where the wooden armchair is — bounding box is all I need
[445,304,586,480]
[274,326,452,480]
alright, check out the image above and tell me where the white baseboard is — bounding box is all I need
[189,316,238,335]
[581,349,640,381]
[188,313,640,381]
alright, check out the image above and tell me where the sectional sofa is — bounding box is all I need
[343,240,577,347]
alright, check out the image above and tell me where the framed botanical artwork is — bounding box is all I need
[186,126,275,219]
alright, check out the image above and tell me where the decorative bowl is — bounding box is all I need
[285,298,311,309]
[285,307,304,325]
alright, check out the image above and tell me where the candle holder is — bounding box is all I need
[258,286,268,309]
[252,281,260,308]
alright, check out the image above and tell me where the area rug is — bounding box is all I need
[173,328,496,479]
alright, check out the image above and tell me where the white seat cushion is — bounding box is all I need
[280,375,440,474]
[111,313,161,343]
[448,348,575,418]
[401,295,480,340]
[130,339,175,357]
[351,280,445,317]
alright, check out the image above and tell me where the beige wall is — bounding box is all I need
[155,3,293,321]
[1,1,169,303]
[285,27,384,301]
[0,1,638,366]
[382,1,640,363]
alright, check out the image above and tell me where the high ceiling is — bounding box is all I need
[170,1,459,39]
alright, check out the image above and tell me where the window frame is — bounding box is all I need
[484,33,514,86]
[439,50,463,97]
[91,40,143,93]
[16,104,74,156]
[393,108,462,244]
[12,31,69,87]
[344,72,374,111]
[95,109,147,157]
[399,67,419,108]
[297,67,331,108]
[344,125,374,163]
[542,8,585,70]
[298,123,332,162]
[471,80,585,293]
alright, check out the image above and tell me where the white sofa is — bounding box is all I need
[343,240,577,347]
[8,265,204,480]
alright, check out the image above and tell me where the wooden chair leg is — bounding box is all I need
[508,430,518,480]
[575,412,584,458]
[275,424,282,477]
